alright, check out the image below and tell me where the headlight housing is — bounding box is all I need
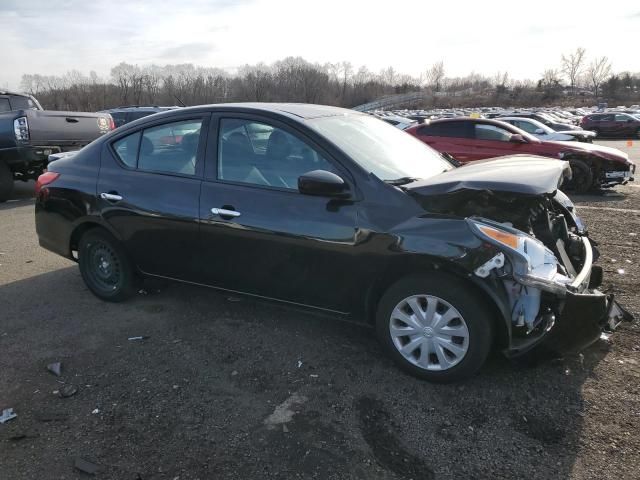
[468,218,571,295]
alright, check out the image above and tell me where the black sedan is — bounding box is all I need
[35,103,632,382]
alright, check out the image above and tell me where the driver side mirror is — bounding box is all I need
[509,133,527,143]
[298,170,350,198]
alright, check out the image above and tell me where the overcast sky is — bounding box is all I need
[1,0,639,90]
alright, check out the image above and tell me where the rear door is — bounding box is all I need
[97,114,209,280]
[197,114,359,312]
[597,114,615,135]
[614,114,634,136]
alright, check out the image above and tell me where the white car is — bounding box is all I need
[500,117,595,143]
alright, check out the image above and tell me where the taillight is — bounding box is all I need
[14,116,29,142]
[108,116,115,130]
[35,171,60,195]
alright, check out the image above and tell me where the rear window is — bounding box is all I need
[417,122,473,138]
[9,95,38,110]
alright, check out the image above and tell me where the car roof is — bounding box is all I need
[425,117,514,128]
[173,103,356,120]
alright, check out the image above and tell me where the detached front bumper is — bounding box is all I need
[602,162,635,187]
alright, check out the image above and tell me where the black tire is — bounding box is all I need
[375,274,493,383]
[78,229,138,302]
[0,162,14,203]
[568,159,594,194]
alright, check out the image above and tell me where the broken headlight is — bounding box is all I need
[468,218,571,296]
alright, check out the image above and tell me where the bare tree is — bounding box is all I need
[561,47,586,95]
[586,56,612,97]
[425,61,445,92]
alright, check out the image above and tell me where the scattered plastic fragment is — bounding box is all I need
[137,289,148,295]
[47,362,62,377]
[310,374,319,378]
[600,332,611,342]
[297,360,303,368]
[610,258,617,263]
[91,408,100,415]
[58,384,78,398]
[616,269,625,275]
[0,408,17,424]
[128,336,150,341]
[74,457,98,475]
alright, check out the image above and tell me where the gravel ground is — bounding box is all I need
[0,141,639,479]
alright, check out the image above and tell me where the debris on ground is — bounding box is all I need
[264,393,307,429]
[0,408,17,424]
[297,360,303,368]
[58,384,78,398]
[128,336,150,341]
[617,268,626,275]
[74,457,98,475]
[47,362,62,376]
[91,408,100,414]
[226,296,242,302]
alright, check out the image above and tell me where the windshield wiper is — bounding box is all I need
[384,176,420,186]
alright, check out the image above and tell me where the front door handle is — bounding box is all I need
[211,207,241,218]
[100,192,123,202]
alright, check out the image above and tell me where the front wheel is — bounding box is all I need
[567,159,594,193]
[376,275,493,383]
[78,229,138,302]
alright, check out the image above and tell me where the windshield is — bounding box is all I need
[308,114,453,182]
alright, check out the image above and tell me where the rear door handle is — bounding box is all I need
[211,207,241,218]
[100,192,123,202]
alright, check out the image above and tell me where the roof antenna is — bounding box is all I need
[174,95,186,107]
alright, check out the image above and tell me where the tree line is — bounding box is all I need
[18,50,640,112]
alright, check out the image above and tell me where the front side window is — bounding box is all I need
[474,124,512,141]
[513,120,537,134]
[111,119,202,175]
[417,122,473,138]
[218,118,335,190]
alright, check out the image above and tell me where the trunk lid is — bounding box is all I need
[403,155,571,197]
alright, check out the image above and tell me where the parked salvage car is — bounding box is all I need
[406,118,634,193]
[500,117,595,143]
[35,103,632,382]
[499,112,581,132]
[581,112,640,138]
[0,91,114,202]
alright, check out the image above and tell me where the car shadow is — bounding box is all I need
[0,266,613,479]
[569,188,628,204]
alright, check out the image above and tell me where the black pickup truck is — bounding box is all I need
[0,91,114,201]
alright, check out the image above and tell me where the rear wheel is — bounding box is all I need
[78,229,137,302]
[375,274,493,383]
[568,159,594,193]
[0,162,14,203]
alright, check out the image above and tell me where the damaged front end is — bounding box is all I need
[411,184,633,355]
[462,192,633,355]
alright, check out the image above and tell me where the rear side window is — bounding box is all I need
[417,122,472,138]
[111,119,202,175]
[113,131,141,168]
[615,114,630,122]
[0,98,10,112]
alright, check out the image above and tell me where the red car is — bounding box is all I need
[581,112,640,138]
[406,118,635,192]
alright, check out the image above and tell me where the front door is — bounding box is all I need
[197,115,359,312]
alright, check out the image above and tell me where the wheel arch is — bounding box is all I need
[69,219,123,257]
[363,258,511,349]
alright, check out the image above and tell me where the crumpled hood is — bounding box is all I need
[404,155,571,196]
[549,140,629,162]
